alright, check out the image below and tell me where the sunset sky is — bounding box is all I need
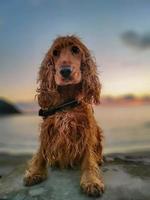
[0,0,150,102]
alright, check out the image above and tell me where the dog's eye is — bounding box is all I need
[53,49,60,57]
[71,46,80,54]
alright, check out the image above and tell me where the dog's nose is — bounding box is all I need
[60,66,72,78]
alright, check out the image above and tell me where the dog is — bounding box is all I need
[24,35,104,197]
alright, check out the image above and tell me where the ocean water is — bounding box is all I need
[0,105,150,155]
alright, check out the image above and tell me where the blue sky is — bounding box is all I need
[0,0,150,102]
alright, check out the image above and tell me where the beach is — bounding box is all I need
[0,105,150,199]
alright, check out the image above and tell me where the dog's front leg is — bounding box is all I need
[24,147,48,186]
[80,149,104,197]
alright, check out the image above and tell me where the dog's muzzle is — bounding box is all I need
[60,65,72,79]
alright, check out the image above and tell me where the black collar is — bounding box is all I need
[39,99,80,118]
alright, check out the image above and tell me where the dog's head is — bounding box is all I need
[51,36,83,86]
[37,35,101,107]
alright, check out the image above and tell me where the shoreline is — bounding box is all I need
[1,148,150,158]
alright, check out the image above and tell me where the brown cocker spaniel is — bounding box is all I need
[24,35,104,197]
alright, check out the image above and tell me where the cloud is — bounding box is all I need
[121,31,150,50]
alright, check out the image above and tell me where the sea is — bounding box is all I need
[0,105,150,155]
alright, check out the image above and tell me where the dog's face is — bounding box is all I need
[51,43,82,86]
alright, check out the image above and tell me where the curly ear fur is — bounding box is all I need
[36,51,59,109]
[81,51,101,105]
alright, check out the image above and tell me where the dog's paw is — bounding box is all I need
[81,181,104,197]
[23,173,47,186]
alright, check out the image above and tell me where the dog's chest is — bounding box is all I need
[53,108,89,137]
[41,107,90,166]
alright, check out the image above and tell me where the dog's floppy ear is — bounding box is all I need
[81,52,101,105]
[36,50,58,109]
